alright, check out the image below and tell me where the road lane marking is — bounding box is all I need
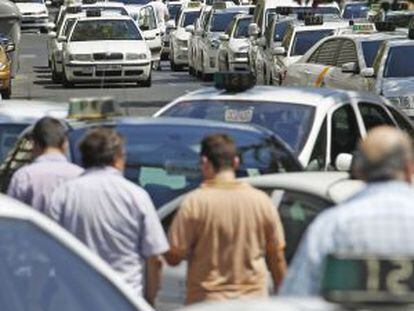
[20,54,37,59]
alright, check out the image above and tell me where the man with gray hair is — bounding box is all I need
[280,126,414,296]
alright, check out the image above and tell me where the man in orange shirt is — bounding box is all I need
[165,134,287,304]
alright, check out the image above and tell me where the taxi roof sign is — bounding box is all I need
[214,72,256,93]
[67,5,82,14]
[86,8,102,17]
[68,97,121,120]
[304,15,323,26]
[352,23,375,33]
[186,1,202,9]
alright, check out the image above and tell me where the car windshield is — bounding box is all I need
[384,46,414,78]
[266,7,340,26]
[273,21,289,42]
[69,123,300,207]
[342,3,369,19]
[0,124,29,162]
[61,18,76,37]
[115,0,150,5]
[70,19,142,41]
[361,40,382,67]
[159,101,315,154]
[0,219,137,311]
[291,29,334,56]
[210,12,240,32]
[234,18,251,38]
[181,11,201,28]
[168,4,181,20]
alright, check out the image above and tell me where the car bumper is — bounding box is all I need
[173,46,188,65]
[64,62,151,82]
[150,46,162,62]
[21,16,49,29]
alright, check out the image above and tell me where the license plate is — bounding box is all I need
[96,64,122,71]
[80,67,93,74]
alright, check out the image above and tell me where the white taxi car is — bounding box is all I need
[13,0,50,33]
[258,18,348,85]
[162,1,184,59]
[0,194,153,311]
[217,14,252,72]
[372,36,414,118]
[170,5,201,71]
[155,73,414,171]
[195,5,250,80]
[283,23,406,90]
[61,13,152,87]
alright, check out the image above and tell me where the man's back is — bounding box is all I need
[47,167,168,295]
[8,153,83,212]
[169,179,285,303]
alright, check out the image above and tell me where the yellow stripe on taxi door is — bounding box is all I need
[314,66,331,87]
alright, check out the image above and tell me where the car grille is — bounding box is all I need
[234,52,248,58]
[93,53,123,61]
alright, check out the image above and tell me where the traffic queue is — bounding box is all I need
[2,0,414,310]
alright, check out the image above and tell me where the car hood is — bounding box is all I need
[66,40,149,55]
[229,38,249,53]
[382,77,414,97]
[16,2,46,14]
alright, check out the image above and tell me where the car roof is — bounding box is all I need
[76,14,133,21]
[387,38,414,46]
[244,171,365,202]
[291,21,349,31]
[166,86,376,108]
[337,31,407,41]
[0,100,68,124]
[0,194,152,311]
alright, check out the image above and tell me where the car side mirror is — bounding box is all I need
[272,46,286,56]
[5,43,15,53]
[360,67,375,78]
[219,33,229,41]
[185,25,195,33]
[248,23,260,37]
[341,62,359,73]
[57,35,67,42]
[195,28,203,36]
[166,20,175,29]
[335,153,353,172]
[48,31,57,39]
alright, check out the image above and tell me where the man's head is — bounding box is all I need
[32,117,68,155]
[79,128,125,170]
[200,134,239,180]
[355,126,414,183]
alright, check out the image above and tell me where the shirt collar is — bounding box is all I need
[82,166,122,176]
[349,180,412,202]
[202,174,246,189]
[34,152,68,163]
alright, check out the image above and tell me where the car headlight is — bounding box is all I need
[125,53,147,60]
[210,39,220,49]
[69,54,92,61]
[387,96,414,110]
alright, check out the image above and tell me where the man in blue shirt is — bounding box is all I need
[280,126,414,296]
[45,128,169,303]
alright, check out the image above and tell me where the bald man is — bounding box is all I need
[280,126,414,296]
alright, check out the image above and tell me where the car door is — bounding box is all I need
[328,104,362,169]
[325,39,367,91]
[136,5,161,61]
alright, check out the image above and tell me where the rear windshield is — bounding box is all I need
[361,40,382,67]
[160,100,316,154]
[70,19,142,41]
[384,45,414,78]
[291,29,334,56]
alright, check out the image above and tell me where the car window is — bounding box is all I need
[336,39,358,68]
[234,18,251,39]
[372,41,386,75]
[273,20,289,43]
[291,29,334,57]
[331,104,361,164]
[0,219,137,311]
[210,12,239,32]
[180,11,201,28]
[0,124,28,162]
[387,106,414,138]
[361,40,383,68]
[358,102,395,132]
[384,46,414,78]
[281,26,293,51]
[271,190,332,263]
[307,118,327,171]
[309,39,340,65]
[342,3,369,19]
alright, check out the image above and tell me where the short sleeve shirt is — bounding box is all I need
[168,178,285,304]
[45,166,169,295]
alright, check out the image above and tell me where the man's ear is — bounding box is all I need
[233,156,240,170]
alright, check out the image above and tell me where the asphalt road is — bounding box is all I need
[12,32,209,116]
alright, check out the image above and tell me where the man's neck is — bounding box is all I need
[41,148,64,155]
[208,170,236,183]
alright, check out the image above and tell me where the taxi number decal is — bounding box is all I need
[224,108,254,123]
[314,66,331,87]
